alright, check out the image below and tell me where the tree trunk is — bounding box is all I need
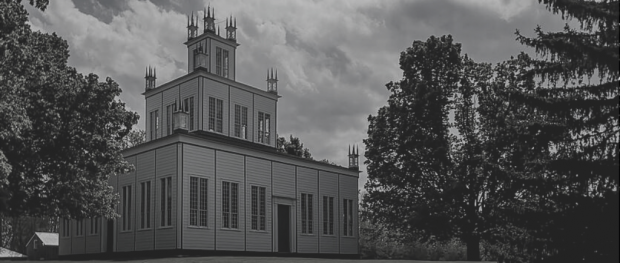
[466,235,480,261]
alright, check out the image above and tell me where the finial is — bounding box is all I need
[154,67,156,78]
[234,17,237,27]
[145,66,148,77]
[204,7,207,18]
[187,15,189,27]
[275,69,278,80]
[349,145,351,155]
[217,25,220,36]
[267,69,269,80]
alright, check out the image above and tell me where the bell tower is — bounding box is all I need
[184,6,239,80]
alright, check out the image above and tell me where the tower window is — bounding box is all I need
[216,47,222,76]
[209,97,223,133]
[166,103,176,135]
[223,50,229,78]
[258,112,271,144]
[150,110,159,140]
[234,105,248,139]
[184,97,195,130]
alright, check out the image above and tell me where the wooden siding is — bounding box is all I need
[180,77,199,131]
[59,221,71,255]
[272,162,295,198]
[339,174,358,254]
[182,144,215,250]
[245,157,272,252]
[229,86,253,142]
[117,156,136,252]
[135,151,155,251]
[201,78,229,135]
[71,235,85,255]
[296,167,319,253]
[85,233,101,254]
[215,151,245,251]
[155,145,177,250]
[318,171,339,254]
[253,95,277,147]
[146,92,162,141]
[162,85,180,137]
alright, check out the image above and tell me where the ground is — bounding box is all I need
[14,256,494,262]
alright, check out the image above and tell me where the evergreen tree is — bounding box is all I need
[494,0,618,261]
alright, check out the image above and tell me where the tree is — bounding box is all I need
[0,0,138,221]
[277,134,312,159]
[121,129,146,150]
[490,0,619,261]
[363,35,499,261]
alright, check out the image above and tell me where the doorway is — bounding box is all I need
[277,204,290,252]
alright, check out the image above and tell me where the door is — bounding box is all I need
[106,219,114,252]
[277,204,290,252]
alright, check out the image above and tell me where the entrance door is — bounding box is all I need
[277,204,290,252]
[106,219,114,252]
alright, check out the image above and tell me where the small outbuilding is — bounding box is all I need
[26,232,59,260]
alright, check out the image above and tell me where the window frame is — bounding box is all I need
[222,181,239,229]
[166,102,176,135]
[322,196,334,236]
[121,185,132,232]
[208,97,223,133]
[184,97,195,131]
[234,104,248,139]
[160,177,173,228]
[149,110,159,140]
[216,47,222,76]
[89,217,99,235]
[301,193,313,234]
[251,185,266,231]
[140,181,152,229]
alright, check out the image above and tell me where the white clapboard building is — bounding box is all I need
[59,7,360,258]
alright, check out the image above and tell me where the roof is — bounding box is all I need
[26,232,59,247]
[0,247,25,258]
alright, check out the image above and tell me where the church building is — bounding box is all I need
[58,7,360,258]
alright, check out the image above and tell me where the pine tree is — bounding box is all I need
[495,0,618,261]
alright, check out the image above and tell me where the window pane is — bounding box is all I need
[200,178,208,227]
[301,193,306,234]
[231,183,238,229]
[190,177,198,226]
[308,194,313,234]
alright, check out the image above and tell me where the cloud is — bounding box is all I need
[25,0,567,191]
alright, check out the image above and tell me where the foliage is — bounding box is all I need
[362,35,503,260]
[277,134,313,159]
[0,215,57,254]
[0,0,138,221]
[121,129,146,150]
[487,0,619,262]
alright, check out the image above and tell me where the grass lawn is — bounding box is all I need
[12,256,494,263]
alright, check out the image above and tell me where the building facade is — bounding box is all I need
[26,232,59,260]
[59,7,359,257]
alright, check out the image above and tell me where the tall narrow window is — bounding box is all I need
[140,181,151,229]
[222,181,239,229]
[301,193,313,234]
[251,186,266,231]
[258,112,264,143]
[199,178,208,227]
[234,105,248,139]
[166,103,175,135]
[122,185,132,231]
[62,219,70,237]
[216,47,222,76]
[184,97,195,130]
[223,50,229,78]
[323,196,333,235]
[150,110,159,140]
[343,199,354,236]
[209,97,223,133]
[190,177,198,226]
[264,113,271,144]
[90,218,99,235]
[76,219,83,236]
[160,177,172,227]
[259,187,266,230]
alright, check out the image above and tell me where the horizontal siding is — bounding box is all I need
[182,144,215,250]
[117,156,136,252]
[202,78,229,135]
[297,167,318,253]
[135,150,155,251]
[215,151,244,251]
[59,222,71,255]
[272,162,295,198]
[339,174,358,254]
[71,235,85,254]
[155,145,177,250]
[85,234,101,254]
[245,157,272,252]
[319,171,339,254]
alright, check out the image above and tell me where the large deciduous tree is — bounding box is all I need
[492,0,619,262]
[0,0,138,221]
[363,35,497,261]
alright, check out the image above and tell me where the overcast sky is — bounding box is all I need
[25,0,567,191]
